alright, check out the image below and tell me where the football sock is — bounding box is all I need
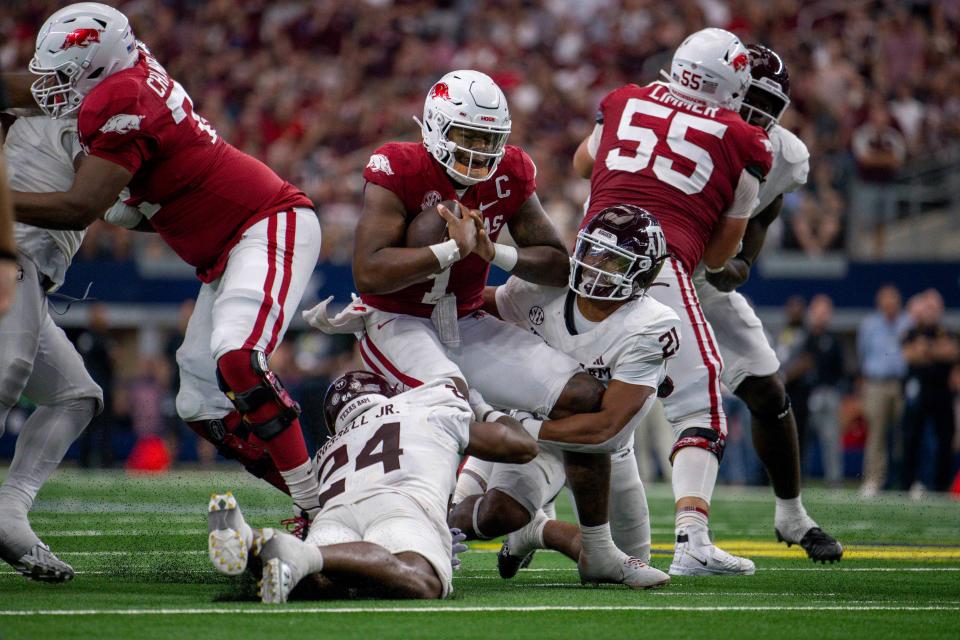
[775,495,817,541]
[579,523,624,563]
[0,399,95,558]
[454,457,492,504]
[300,542,325,575]
[610,449,651,561]
[675,506,709,534]
[0,398,96,513]
[671,447,719,506]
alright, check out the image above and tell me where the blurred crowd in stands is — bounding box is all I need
[1,1,958,491]
[4,0,960,262]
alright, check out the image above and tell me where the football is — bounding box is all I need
[404,200,462,247]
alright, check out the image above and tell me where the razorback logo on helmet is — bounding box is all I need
[99,114,145,135]
[366,153,394,175]
[431,82,451,100]
[61,28,102,50]
[731,52,749,72]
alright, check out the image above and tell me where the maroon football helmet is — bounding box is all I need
[323,371,398,434]
[740,44,790,131]
[570,205,668,301]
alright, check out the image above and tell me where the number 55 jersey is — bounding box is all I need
[585,81,771,275]
[77,45,312,282]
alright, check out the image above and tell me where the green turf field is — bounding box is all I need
[1,469,958,639]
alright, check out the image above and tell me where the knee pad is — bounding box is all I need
[670,427,725,463]
[216,350,301,441]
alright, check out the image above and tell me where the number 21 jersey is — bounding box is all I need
[312,380,472,522]
[585,81,772,274]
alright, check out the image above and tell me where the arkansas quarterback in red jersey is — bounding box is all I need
[573,28,772,577]
[10,3,323,523]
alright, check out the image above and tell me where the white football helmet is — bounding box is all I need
[667,28,751,111]
[29,2,138,118]
[416,70,511,186]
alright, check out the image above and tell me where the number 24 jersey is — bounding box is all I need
[312,380,472,522]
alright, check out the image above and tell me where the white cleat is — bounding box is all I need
[257,528,308,604]
[579,553,671,589]
[669,527,755,576]
[7,542,75,583]
[207,492,253,576]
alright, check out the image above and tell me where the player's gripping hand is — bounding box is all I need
[705,257,751,292]
[467,208,495,262]
[0,259,16,316]
[438,203,478,258]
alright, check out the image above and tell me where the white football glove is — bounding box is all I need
[301,293,372,335]
[450,527,468,570]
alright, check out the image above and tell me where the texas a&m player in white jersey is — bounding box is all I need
[0,115,136,581]
[572,28,772,576]
[698,44,842,562]
[452,205,679,588]
[207,372,537,602]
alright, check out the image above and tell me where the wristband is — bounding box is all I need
[705,264,725,274]
[733,253,754,269]
[483,410,508,424]
[491,243,518,272]
[429,239,460,270]
[0,249,16,263]
[518,414,542,440]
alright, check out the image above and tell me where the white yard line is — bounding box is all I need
[0,605,958,616]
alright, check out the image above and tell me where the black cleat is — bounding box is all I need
[776,527,843,563]
[497,542,535,579]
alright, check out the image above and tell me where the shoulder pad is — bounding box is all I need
[772,125,810,165]
[623,296,681,337]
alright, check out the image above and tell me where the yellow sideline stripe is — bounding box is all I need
[469,540,960,560]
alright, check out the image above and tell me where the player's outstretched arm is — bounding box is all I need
[465,414,538,464]
[353,184,475,294]
[706,194,783,292]
[537,380,654,450]
[500,193,569,286]
[12,155,132,230]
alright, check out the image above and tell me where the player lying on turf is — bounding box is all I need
[303,70,649,587]
[5,3,324,523]
[451,205,676,588]
[206,372,537,601]
[693,44,842,563]
[0,114,142,582]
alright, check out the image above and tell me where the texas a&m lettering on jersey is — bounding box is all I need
[584,81,772,273]
[361,142,537,318]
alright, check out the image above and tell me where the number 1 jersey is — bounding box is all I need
[312,380,472,523]
[77,47,312,282]
[585,81,772,274]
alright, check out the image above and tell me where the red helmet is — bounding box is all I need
[740,44,790,131]
[571,205,668,301]
[323,371,398,434]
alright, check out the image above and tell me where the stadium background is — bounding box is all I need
[1,0,958,494]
